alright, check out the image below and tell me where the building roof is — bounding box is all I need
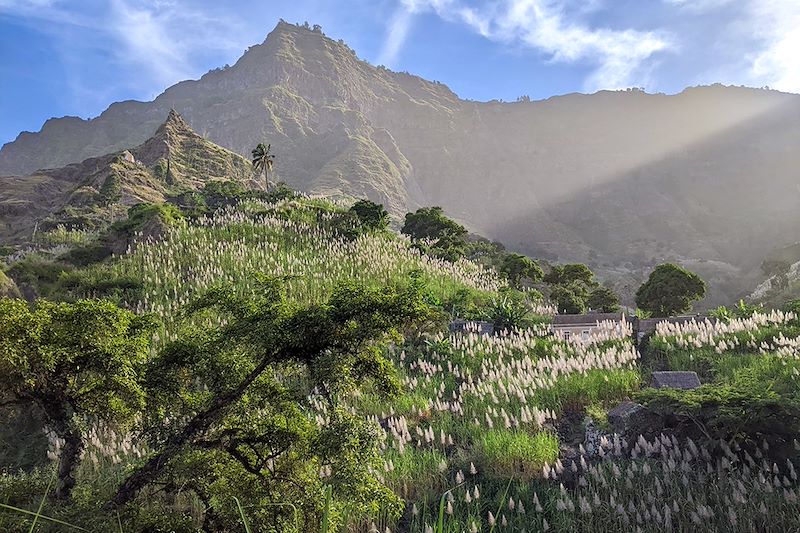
[552,312,626,326]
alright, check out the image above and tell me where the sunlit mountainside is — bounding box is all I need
[3,21,800,306]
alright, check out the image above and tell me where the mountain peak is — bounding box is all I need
[0,109,256,242]
[136,110,197,165]
[154,109,191,138]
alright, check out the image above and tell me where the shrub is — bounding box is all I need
[5,257,72,299]
[637,378,800,452]
[489,292,532,332]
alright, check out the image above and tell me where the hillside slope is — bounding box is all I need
[2,21,800,305]
[0,111,254,242]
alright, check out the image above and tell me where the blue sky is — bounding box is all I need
[1,0,798,146]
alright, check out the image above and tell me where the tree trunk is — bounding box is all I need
[35,396,84,500]
[109,354,274,507]
[54,428,84,500]
[40,399,84,501]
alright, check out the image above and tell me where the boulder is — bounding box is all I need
[608,401,656,435]
[651,371,701,390]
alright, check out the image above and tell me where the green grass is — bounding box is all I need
[478,430,559,479]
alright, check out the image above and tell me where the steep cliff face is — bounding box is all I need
[2,21,800,305]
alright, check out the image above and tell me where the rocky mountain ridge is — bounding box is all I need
[0,110,254,242]
[2,20,800,306]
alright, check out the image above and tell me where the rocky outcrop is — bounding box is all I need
[608,401,657,436]
[0,270,21,299]
[650,371,701,390]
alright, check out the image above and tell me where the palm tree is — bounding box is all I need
[251,143,276,190]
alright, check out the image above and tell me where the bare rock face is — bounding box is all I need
[2,21,800,304]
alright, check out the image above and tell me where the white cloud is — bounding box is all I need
[108,0,245,88]
[382,0,671,91]
[747,0,800,92]
[109,0,193,84]
[1,0,250,97]
[663,0,800,93]
[377,6,414,67]
[663,0,735,12]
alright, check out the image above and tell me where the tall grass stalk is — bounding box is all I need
[488,477,513,533]
[234,497,252,533]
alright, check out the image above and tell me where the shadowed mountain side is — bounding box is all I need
[494,98,800,307]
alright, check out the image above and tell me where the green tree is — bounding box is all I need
[635,263,706,317]
[544,263,596,287]
[110,277,430,529]
[550,285,587,314]
[500,253,544,288]
[349,199,389,231]
[99,173,122,207]
[0,299,155,499]
[587,285,621,313]
[401,207,468,262]
[251,143,276,190]
[463,238,506,269]
[99,172,123,223]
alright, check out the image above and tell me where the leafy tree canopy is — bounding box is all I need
[587,285,621,313]
[111,276,432,530]
[550,285,587,315]
[635,263,706,317]
[0,299,156,499]
[402,207,468,262]
[349,199,389,231]
[401,207,467,242]
[499,253,544,288]
[544,263,597,288]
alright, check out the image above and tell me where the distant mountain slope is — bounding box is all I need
[2,21,800,305]
[0,111,254,242]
